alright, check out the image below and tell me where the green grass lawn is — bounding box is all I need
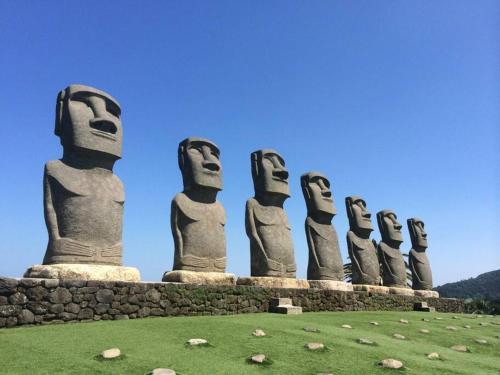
[1,311,499,374]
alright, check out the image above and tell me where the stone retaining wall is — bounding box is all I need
[0,277,464,328]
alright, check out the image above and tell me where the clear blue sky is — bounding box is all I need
[0,1,498,285]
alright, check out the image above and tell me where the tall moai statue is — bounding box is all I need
[301,172,347,283]
[25,84,140,281]
[407,218,433,291]
[162,137,235,285]
[376,210,408,289]
[345,196,381,286]
[238,149,305,288]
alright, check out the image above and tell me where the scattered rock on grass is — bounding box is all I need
[187,338,208,346]
[427,352,440,360]
[446,326,458,331]
[419,329,430,334]
[253,329,266,337]
[379,359,404,369]
[370,321,379,326]
[304,327,320,333]
[150,369,176,375]
[101,348,121,359]
[495,335,500,339]
[479,322,487,326]
[251,354,266,364]
[463,325,471,329]
[450,345,469,352]
[393,333,406,340]
[399,319,409,324]
[435,317,443,320]
[422,318,430,322]
[341,324,352,329]
[474,339,488,345]
[305,342,325,350]
[358,338,375,345]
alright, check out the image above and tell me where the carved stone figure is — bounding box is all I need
[377,210,407,288]
[408,217,433,290]
[301,172,343,281]
[245,149,296,277]
[345,196,380,285]
[42,84,125,266]
[171,137,227,272]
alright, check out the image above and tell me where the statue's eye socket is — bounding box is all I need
[106,102,120,117]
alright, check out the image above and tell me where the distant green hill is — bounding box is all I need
[435,269,500,301]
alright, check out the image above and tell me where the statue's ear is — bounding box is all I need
[178,144,185,171]
[376,212,384,234]
[407,218,416,241]
[251,152,259,180]
[301,176,311,200]
[54,90,65,136]
[345,197,353,220]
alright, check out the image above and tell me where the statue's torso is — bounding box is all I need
[409,248,432,290]
[307,217,343,280]
[173,192,226,271]
[346,230,380,285]
[44,160,124,264]
[378,241,407,287]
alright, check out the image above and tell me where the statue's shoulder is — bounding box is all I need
[173,193,225,224]
[307,217,333,239]
[249,199,286,226]
[44,160,87,195]
[409,248,428,264]
[379,242,401,258]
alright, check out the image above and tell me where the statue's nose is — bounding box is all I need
[395,223,402,230]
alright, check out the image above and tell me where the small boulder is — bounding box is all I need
[419,329,430,334]
[421,318,430,322]
[251,354,266,364]
[370,321,379,326]
[479,322,487,326]
[427,352,440,360]
[379,359,403,369]
[463,325,471,329]
[150,369,176,375]
[304,327,320,333]
[252,329,266,337]
[474,339,488,345]
[446,326,458,331]
[305,342,324,350]
[187,338,208,346]
[435,317,443,320]
[101,348,121,359]
[450,345,469,353]
[341,324,352,329]
[358,338,375,345]
[393,333,406,340]
[399,319,409,324]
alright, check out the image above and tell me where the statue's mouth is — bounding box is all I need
[90,119,118,139]
[272,170,289,181]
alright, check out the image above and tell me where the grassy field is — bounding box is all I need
[1,311,499,374]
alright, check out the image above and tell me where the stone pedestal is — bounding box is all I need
[269,297,302,314]
[308,280,353,291]
[414,301,436,312]
[237,276,309,289]
[24,264,141,282]
[353,284,389,294]
[414,290,439,298]
[388,286,415,296]
[162,270,236,285]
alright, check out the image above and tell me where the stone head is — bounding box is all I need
[345,195,373,236]
[178,137,222,191]
[251,149,289,197]
[55,84,122,159]
[301,172,336,216]
[377,209,404,244]
[407,217,428,249]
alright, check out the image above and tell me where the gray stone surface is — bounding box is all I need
[269,297,302,314]
[345,196,381,285]
[170,138,227,273]
[377,210,407,288]
[0,277,465,328]
[101,348,121,359]
[41,85,125,266]
[301,172,344,281]
[408,218,433,290]
[246,149,295,277]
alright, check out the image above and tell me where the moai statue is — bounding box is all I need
[301,172,344,281]
[163,138,234,284]
[408,218,433,290]
[345,196,381,285]
[25,84,139,281]
[245,149,296,278]
[377,210,407,288]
